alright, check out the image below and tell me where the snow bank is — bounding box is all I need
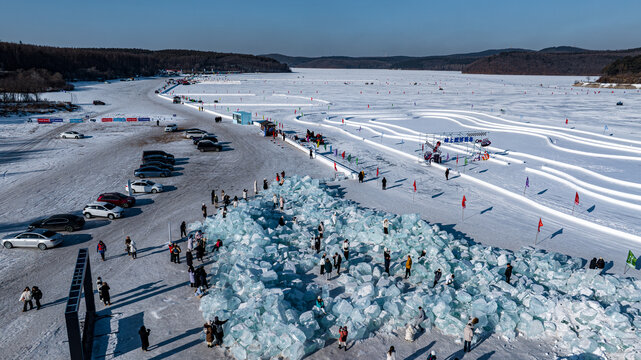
[193,176,641,359]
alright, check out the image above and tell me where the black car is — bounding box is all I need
[142,154,175,165]
[140,161,174,171]
[28,214,85,232]
[142,150,174,161]
[93,100,105,105]
[197,140,222,152]
[193,135,218,145]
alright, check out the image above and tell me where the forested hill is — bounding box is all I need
[462,48,641,75]
[0,42,290,82]
[598,55,641,83]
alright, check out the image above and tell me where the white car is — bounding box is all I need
[125,179,164,193]
[164,124,178,132]
[83,202,124,220]
[60,131,84,139]
[184,129,208,139]
[2,228,63,250]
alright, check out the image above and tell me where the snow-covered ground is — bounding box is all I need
[0,69,640,359]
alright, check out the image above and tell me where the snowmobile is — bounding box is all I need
[617,101,623,106]
[476,138,491,147]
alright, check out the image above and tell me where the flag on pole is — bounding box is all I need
[461,195,467,208]
[627,250,637,268]
[464,157,468,165]
[413,180,416,192]
[342,151,345,159]
[334,162,337,171]
[574,192,580,205]
[376,167,379,177]
[456,155,458,164]
[526,177,529,188]
[538,218,543,232]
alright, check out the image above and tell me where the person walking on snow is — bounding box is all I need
[386,346,396,360]
[505,263,513,284]
[20,287,33,312]
[315,296,326,314]
[211,189,216,205]
[276,173,280,183]
[242,189,248,201]
[233,196,238,208]
[254,180,258,195]
[188,266,196,287]
[338,326,348,351]
[263,179,268,190]
[343,239,350,260]
[125,236,131,256]
[319,254,326,275]
[180,221,187,238]
[100,282,111,306]
[96,277,103,302]
[331,212,337,226]
[463,317,479,352]
[96,240,107,261]
[405,255,412,279]
[384,248,391,274]
[32,286,43,310]
[279,196,285,210]
[415,306,426,330]
[138,326,151,352]
[433,269,442,287]
[203,322,214,348]
[445,168,450,180]
[333,252,342,275]
[358,171,364,183]
[212,317,228,347]
[383,219,390,234]
[272,194,278,209]
[196,241,205,262]
[129,239,137,259]
[202,203,207,218]
[309,148,313,159]
[324,257,333,280]
[382,177,387,190]
[278,216,285,227]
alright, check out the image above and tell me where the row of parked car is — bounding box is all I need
[183,128,222,152]
[135,150,175,178]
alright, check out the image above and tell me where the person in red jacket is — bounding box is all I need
[96,241,107,261]
[338,326,348,351]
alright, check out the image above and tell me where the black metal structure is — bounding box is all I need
[65,248,96,360]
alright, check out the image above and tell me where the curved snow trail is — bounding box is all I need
[525,168,641,211]
[293,113,641,244]
[538,166,641,202]
[426,109,641,146]
[273,93,331,104]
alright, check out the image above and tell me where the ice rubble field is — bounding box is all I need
[193,176,641,359]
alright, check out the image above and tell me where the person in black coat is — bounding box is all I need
[138,326,151,351]
[212,317,228,347]
[333,253,342,275]
[197,267,209,289]
[196,242,205,262]
[382,177,387,190]
[263,179,268,190]
[278,216,285,227]
[101,282,111,306]
[505,263,513,284]
[211,190,216,205]
[31,286,43,310]
[384,248,391,275]
[180,221,187,238]
[589,257,597,269]
[314,237,321,254]
[596,257,605,270]
[186,250,193,267]
[433,269,442,287]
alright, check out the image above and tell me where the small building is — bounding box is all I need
[257,120,276,136]
[232,111,252,125]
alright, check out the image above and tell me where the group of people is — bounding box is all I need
[95,276,111,306]
[19,286,43,311]
[589,257,606,270]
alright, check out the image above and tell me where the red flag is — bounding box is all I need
[461,195,466,208]
[574,192,579,205]
[413,180,416,192]
[334,162,337,171]
[341,151,345,159]
[376,167,379,177]
[565,118,568,124]
[456,155,459,164]
[538,218,543,232]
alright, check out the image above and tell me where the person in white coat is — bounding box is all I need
[445,274,455,286]
[20,287,33,312]
[331,212,337,226]
[463,317,478,352]
[279,196,285,210]
[242,189,248,201]
[272,194,278,209]
[253,180,258,195]
[342,239,350,260]
[386,346,396,360]
[129,240,137,259]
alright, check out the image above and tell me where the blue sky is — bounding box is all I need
[1,0,639,56]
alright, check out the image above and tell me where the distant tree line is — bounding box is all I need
[0,42,290,100]
[598,55,641,83]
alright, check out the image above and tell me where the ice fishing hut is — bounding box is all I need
[232,111,252,125]
[257,120,276,136]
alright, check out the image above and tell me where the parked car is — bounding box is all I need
[164,124,178,132]
[193,135,218,145]
[125,179,164,193]
[197,140,223,152]
[135,166,172,178]
[28,214,85,232]
[60,131,84,139]
[185,129,209,139]
[142,154,175,165]
[173,96,181,104]
[138,161,173,171]
[2,229,63,250]
[83,202,123,220]
[97,192,136,208]
[142,150,174,160]
[93,100,105,105]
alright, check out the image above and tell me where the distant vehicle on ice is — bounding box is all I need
[60,131,84,139]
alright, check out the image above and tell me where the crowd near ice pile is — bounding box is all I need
[192,176,641,359]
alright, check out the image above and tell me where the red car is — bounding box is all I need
[97,192,136,208]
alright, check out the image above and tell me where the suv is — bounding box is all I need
[185,129,209,139]
[83,202,123,220]
[164,124,178,132]
[97,192,136,208]
[193,135,218,145]
[28,214,85,232]
[197,140,222,152]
